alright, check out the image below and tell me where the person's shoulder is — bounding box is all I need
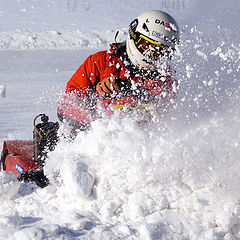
[85,42,127,67]
[85,50,108,65]
[88,41,126,59]
[89,50,108,58]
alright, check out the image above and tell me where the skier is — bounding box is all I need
[58,10,180,131]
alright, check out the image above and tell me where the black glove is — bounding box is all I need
[96,76,120,97]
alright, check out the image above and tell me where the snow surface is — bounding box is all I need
[0,0,240,239]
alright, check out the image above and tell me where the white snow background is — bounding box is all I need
[0,0,240,239]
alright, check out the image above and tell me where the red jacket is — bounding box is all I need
[58,42,178,127]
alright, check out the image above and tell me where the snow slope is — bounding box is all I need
[0,0,240,239]
[0,0,187,50]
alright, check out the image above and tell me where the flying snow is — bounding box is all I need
[0,0,240,239]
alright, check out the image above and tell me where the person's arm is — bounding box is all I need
[65,52,105,96]
[57,51,106,128]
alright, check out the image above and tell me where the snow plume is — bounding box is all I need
[42,3,240,238]
[1,0,240,239]
[168,18,240,127]
[1,108,240,239]
[42,105,240,239]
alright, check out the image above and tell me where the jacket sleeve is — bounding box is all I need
[65,51,106,96]
[58,51,106,126]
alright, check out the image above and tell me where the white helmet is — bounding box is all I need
[126,10,180,69]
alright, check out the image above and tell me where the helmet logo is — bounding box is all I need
[152,30,169,42]
[142,23,149,33]
[130,19,138,31]
[154,19,177,33]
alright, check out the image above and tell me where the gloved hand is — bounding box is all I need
[96,76,120,98]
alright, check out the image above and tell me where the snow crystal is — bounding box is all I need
[170,23,177,32]
[196,50,208,61]
[211,46,222,56]
[208,79,214,86]
[124,70,130,78]
[0,84,6,98]
[116,63,121,69]
[186,64,193,78]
